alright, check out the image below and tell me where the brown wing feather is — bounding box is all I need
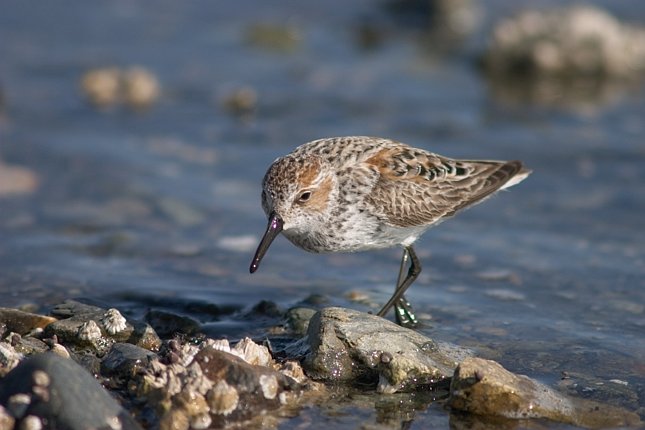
[365,146,526,227]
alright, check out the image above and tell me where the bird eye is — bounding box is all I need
[297,191,312,203]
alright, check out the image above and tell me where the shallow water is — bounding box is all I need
[1,0,644,427]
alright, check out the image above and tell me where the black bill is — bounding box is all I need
[249,213,283,273]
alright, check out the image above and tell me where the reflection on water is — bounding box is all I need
[0,0,644,426]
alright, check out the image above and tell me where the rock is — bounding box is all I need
[0,405,14,429]
[122,67,160,110]
[0,352,142,430]
[285,307,317,335]
[144,309,201,337]
[484,6,645,79]
[80,67,121,108]
[0,342,22,377]
[0,309,56,336]
[80,66,160,110]
[245,23,301,53]
[133,337,306,428]
[101,343,158,379]
[0,161,39,196]
[221,87,257,117]
[482,6,645,110]
[303,307,472,393]
[448,357,642,428]
[11,337,48,357]
[194,347,301,426]
[46,300,161,352]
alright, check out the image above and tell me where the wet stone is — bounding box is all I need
[131,337,310,428]
[483,6,645,79]
[0,161,39,196]
[45,300,161,352]
[248,300,282,318]
[285,307,317,336]
[48,343,71,359]
[245,22,302,53]
[194,347,302,426]
[11,337,47,358]
[448,357,642,428]
[0,404,15,429]
[80,66,160,111]
[121,66,161,111]
[144,309,201,337]
[0,342,23,377]
[101,343,158,379]
[303,307,472,393]
[0,308,57,336]
[21,415,44,430]
[222,87,257,117]
[0,352,142,430]
[72,352,102,377]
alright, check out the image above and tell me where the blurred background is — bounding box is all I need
[1,0,644,426]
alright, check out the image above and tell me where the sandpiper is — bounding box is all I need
[249,136,530,326]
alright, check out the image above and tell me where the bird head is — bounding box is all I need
[249,154,335,273]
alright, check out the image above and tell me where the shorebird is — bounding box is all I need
[249,136,530,326]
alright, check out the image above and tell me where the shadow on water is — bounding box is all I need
[0,0,644,427]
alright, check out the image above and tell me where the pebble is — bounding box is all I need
[101,343,157,379]
[0,309,56,336]
[449,357,641,428]
[80,66,160,110]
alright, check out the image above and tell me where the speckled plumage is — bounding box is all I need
[250,136,531,326]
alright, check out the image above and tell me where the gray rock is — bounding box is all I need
[194,347,301,426]
[101,343,158,379]
[285,307,317,335]
[45,300,161,352]
[448,357,642,428]
[12,337,48,357]
[144,309,201,337]
[484,6,645,79]
[0,352,142,430]
[303,307,472,393]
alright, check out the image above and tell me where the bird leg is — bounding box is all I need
[377,246,421,327]
[395,296,417,328]
[393,249,417,327]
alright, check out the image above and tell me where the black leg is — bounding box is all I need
[377,246,421,326]
[394,295,417,327]
[392,249,418,327]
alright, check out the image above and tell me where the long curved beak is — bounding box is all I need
[249,213,283,273]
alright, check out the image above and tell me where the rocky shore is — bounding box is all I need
[0,302,641,429]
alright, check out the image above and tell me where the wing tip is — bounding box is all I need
[500,160,531,190]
